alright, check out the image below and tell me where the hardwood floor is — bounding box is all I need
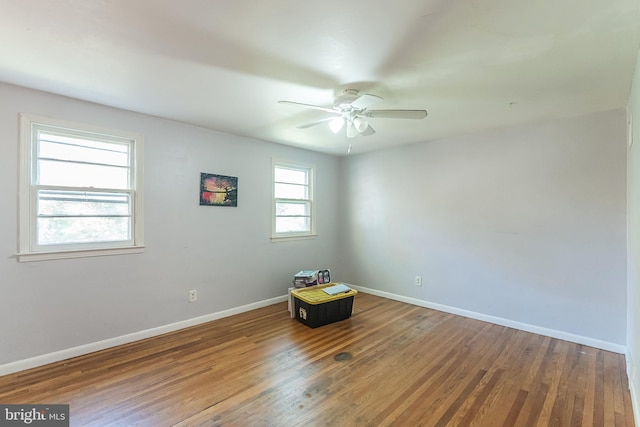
[0,292,634,426]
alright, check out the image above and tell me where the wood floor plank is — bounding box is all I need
[0,292,634,426]
[537,339,571,426]
[503,388,529,426]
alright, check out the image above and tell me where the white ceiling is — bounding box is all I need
[1,1,639,156]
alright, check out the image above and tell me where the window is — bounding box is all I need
[272,160,315,239]
[18,114,144,261]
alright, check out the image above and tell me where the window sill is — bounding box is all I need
[16,246,146,262]
[271,234,317,243]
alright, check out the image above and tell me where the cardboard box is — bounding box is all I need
[293,269,331,288]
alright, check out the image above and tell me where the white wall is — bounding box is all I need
[627,47,640,424]
[0,82,341,367]
[340,109,628,348]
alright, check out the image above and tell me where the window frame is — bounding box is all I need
[271,159,316,241]
[17,113,145,262]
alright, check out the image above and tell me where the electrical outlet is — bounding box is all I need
[415,276,423,287]
[188,290,197,303]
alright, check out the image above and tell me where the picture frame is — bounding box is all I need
[199,173,238,207]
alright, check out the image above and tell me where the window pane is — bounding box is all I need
[38,190,130,216]
[275,167,307,185]
[37,217,130,245]
[39,134,129,167]
[38,159,129,188]
[275,183,308,199]
[276,201,309,216]
[275,216,310,233]
[272,162,313,237]
[19,115,143,258]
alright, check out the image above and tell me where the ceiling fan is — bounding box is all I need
[278,89,428,139]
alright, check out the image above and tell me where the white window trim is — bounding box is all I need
[17,113,145,262]
[271,158,316,241]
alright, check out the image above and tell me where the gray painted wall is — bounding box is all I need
[626,47,640,422]
[339,109,627,346]
[0,82,341,366]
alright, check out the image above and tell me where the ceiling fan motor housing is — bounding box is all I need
[334,89,361,110]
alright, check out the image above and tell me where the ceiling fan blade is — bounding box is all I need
[365,109,428,119]
[278,100,337,114]
[351,93,383,109]
[360,124,376,136]
[296,117,336,129]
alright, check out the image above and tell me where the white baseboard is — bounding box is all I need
[348,284,627,354]
[0,295,287,377]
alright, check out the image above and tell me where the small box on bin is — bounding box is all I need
[293,270,331,288]
[292,283,357,328]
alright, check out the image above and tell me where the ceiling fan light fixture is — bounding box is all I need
[346,121,359,138]
[353,116,368,132]
[279,90,427,142]
[328,117,344,134]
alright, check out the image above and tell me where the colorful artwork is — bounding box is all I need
[199,173,238,207]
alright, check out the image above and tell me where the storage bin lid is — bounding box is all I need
[292,283,357,304]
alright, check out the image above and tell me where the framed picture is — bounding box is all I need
[199,173,238,207]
